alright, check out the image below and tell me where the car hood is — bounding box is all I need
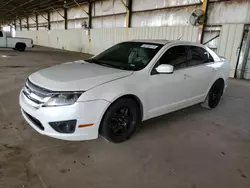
[29,60,133,91]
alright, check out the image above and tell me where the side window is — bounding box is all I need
[189,46,214,67]
[158,46,188,70]
[0,31,3,37]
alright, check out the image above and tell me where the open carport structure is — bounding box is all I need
[0,0,250,188]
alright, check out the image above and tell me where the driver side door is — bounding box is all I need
[146,45,191,119]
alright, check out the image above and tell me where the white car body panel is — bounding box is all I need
[20,92,110,141]
[19,40,230,141]
[0,31,33,48]
[29,61,133,91]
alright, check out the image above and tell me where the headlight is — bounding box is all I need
[43,93,82,107]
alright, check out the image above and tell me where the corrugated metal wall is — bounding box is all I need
[236,29,250,80]
[218,24,244,77]
[16,26,199,55]
[13,0,250,29]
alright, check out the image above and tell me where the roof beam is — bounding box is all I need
[0,0,90,20]
[0,0,13,9]
[6,0,36,14]
[51,6,65,18]
[35,10,49,21]
[73,0,89,15]
[11,0,67,18]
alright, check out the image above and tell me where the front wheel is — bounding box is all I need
[202,80,224,109]
[100,98,140,143]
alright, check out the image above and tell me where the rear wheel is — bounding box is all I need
[16,43,26,52]
[100,98,139,143]
[202,80,224,109]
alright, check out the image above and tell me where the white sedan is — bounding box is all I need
[19,40,229,143]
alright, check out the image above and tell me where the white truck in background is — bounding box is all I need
[0,30,34,51]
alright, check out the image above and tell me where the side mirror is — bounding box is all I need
[204,52,210,59]
[155,64,174,74]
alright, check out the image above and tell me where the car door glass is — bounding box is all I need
[0,31,3,37]
[189,46,214,67]
[158,46,188,70]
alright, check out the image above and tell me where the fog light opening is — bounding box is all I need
[49,120,77,134]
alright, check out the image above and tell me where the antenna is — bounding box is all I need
[177,34,183,40]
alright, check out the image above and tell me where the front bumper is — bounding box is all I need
[19,91,110,141]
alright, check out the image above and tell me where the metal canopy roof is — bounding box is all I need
[0,0,91,22]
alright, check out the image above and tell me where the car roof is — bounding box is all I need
[130,39,170,45]
[130,39,204,47]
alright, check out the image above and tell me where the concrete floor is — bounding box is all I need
[0,46,250,188]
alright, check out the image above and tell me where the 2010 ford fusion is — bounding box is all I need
[19,40,229,143]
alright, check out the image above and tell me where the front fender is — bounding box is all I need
[78,75,148,119]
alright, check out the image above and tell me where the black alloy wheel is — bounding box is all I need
[207,80,224,109]
[109,107,133,136]
[100,98,139,143]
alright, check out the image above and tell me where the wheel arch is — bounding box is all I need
[119,94,144,121]
[207,77,225,95]
[216,78,225,87]
[15,42,26,47]
[204,77,226,101]
[102,94,144,123]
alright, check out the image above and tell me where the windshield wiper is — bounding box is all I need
[85,59,110,67]
[86,59,132,70]
[90,59,126,70]
[85,59,98,64]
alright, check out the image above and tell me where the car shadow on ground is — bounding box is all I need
[135,103,209,135]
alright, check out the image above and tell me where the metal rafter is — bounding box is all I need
[0,0,13,9]
[51,6,65,19]
[0,0,90,22]
[6,0,36,14]
[73,0,89,15]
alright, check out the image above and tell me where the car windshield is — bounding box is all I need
[86,42,163,71]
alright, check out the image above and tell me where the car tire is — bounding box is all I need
[202,79,224,109]
[16,43,26,52]
[12,48,17,51]
[100,98,140,143]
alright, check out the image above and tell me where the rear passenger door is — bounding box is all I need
[184,45,216,100]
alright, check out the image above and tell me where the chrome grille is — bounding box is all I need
[22,79,53,105]
[26,79,52,97]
